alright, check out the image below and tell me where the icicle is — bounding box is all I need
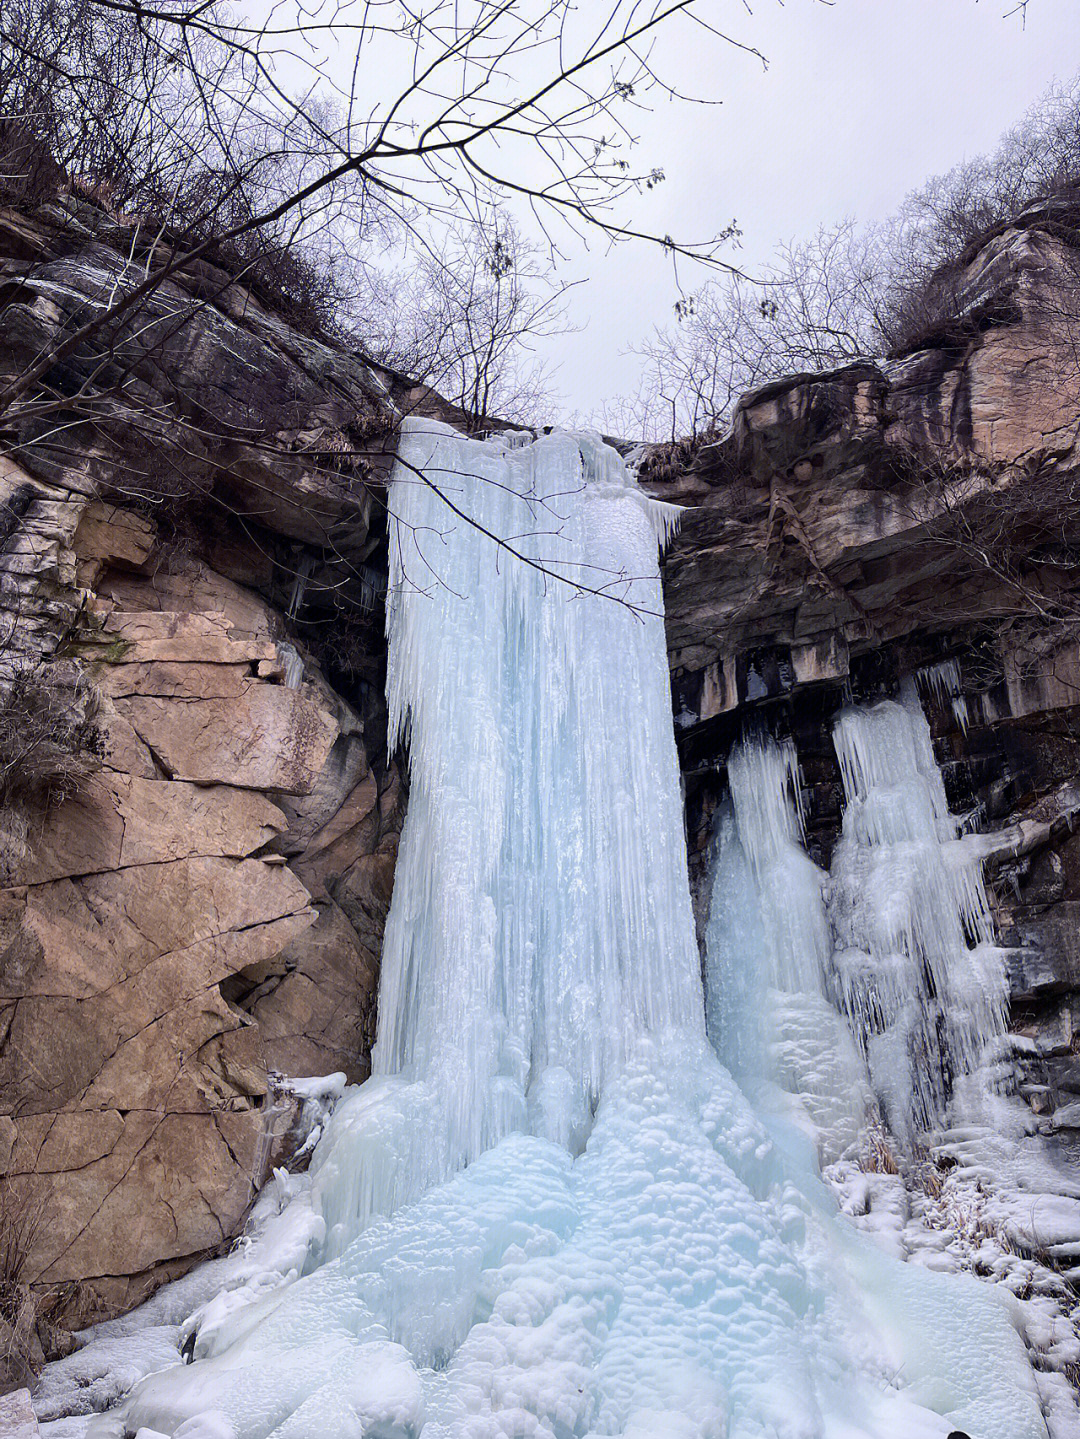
[275,641,305,689]
[916,657,972,732]
[286,552,314,621]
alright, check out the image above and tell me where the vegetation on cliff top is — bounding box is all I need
[611,73,1080,442]
[0,0,749,427]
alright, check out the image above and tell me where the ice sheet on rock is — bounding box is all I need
[81,423,1051,1439]
[40,1422,96,1439]
[94,1038,1050,1439]
[35,1331,185,1423]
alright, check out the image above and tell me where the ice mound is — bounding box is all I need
[95,1037,1047,1439]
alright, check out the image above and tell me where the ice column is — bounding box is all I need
[828,685,1009,1143]
[311,418,703,1239]
[707,736,869,1157]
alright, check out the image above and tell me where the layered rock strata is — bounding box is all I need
[0,199,405,1347]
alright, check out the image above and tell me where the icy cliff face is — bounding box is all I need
[361,420,700,1204]
[65,419,1054,1439]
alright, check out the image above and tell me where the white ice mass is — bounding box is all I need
[63,420,1063,1438]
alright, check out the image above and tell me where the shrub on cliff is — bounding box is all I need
[0,0,374,338]
[0,0,739,429]
[0,661,102,875]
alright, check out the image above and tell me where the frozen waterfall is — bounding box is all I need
[83,420,1048,1439]
[705,737,870,1161]
[829,687,1010,1144]
[711,698,1012,1154]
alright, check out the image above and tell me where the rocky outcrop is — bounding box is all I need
[0,512,401,1331]
[0,200,405,1350]
[651,201,1080,722]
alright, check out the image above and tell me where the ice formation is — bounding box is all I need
[74,420,1052,1439]
[714,722,1080,1436]
[706,738,870,1160]
[916,658,973,732]
[828,688,1009,1143]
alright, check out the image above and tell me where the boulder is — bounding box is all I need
[0,1388,39,1436]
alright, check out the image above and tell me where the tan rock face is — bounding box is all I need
[233,894,379,1082]
[6,1109,262,1285]
[0,205,403,1346]
[112,686,339,792]
[0,531,393,1325]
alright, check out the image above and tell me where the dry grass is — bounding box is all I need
[859,1121,900,1175]
[0,661,102,877]
[0,1181,46,1391]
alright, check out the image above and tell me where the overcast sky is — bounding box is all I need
[521,0,1080,420]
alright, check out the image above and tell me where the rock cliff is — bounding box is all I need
[0,198,411,1365]
[3,190,1080,1385]
[652,198,1080,718]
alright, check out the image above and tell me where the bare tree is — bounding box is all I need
[624,221,884,440]
[0,0,754,629]
[0,0,749,416]
[617,72,1080,443]
[367,211,571,425]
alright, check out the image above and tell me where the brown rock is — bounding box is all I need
[237,895,378,1083]
[113,775,287,866]
[100,556,277,632]
[114,685,339,792]
[94,660,252,700]
[97,609,278,665]
[0,1114,15,1174]
[12,777,126,886]
[6,1108,263,1287]
[13,774,287,882]
[0,208,397,1329]
[71,500,155,581]
[0,857,314,1115]
[95,693,159,779]
[309,771,380,858]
